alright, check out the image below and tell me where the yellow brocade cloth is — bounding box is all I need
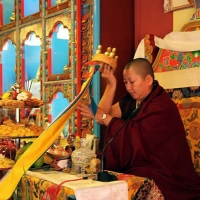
[17,170,164,200]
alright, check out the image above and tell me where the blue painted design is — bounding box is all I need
[89,78,97,115]
[2,40,16,92]
[24,45,41,81]
[177,52,183,63]
[51,0,57,7]
[92,0,100,138]
[51,92,69,137]
[82,4,90,15]
[51,24,69,75]
[2,0,14,25]
[24,0,39,17]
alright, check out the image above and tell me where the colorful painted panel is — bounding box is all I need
[153,49,200,72]
[153,49,200,99]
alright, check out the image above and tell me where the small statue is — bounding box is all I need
[85,157,101,174]
[74,135,81,149]
[11,82,21,93]
[63,65,71,73]
[10,82,22,99]
[10,11,15,22]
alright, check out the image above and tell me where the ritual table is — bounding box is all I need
[17,170,164,200]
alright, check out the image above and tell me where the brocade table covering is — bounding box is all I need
[17,170,164,200]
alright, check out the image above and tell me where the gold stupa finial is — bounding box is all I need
[96,45,102,54]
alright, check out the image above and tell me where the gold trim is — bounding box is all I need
[170,4,191,11]
[188,0,195,7]
[144,34,154,64]
[180,20,200,31]
[92,54,117,71]
[152,49,164,71]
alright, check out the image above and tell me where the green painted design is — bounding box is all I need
[166,65,171,70]
[186,55,192,63]
[192,51,200,58]
[170,53,176,60]
[180,64,186,69]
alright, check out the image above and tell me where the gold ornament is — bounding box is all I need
[92,45,118,71]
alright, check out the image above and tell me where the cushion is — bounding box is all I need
[173,97,200,174]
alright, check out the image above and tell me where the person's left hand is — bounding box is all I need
[77,103,113,126]
[77,103,95,119]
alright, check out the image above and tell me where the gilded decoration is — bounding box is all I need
[0,31,16,47]
[164,0,193,13]
[181,22,200,31]
[47,0,71,15]
[0,22,16,32]
[46,13,71,34]
[190,121,200,140]
[189,0,195,7]
[80,2,94,136]
[45,84,72,104]
[81,13,92,78]
[20,23,43,42]
[144,34,158,64]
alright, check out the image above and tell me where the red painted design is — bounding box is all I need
[21,0,24,18]
[47,0,52,8]
[21,52,25,88]
[0,62,2,95]
[43,184,58,200]
[48,48,52,75]
[196,10,200,19]
[77,0,81,136]
[0,2,2,26]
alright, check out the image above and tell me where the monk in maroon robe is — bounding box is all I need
[79,58,200,199]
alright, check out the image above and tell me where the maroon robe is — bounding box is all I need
[105,81,200,200]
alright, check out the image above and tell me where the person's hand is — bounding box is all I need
[100,63,117,86]
[77,103,95,119]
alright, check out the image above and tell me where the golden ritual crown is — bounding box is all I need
[92,45,118,71]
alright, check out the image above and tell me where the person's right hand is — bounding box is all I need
[100,63,117,86]
[77,103,95,119]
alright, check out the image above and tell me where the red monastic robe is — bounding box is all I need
[105,82,200,200]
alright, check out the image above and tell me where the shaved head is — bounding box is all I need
[124,58,154,80]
